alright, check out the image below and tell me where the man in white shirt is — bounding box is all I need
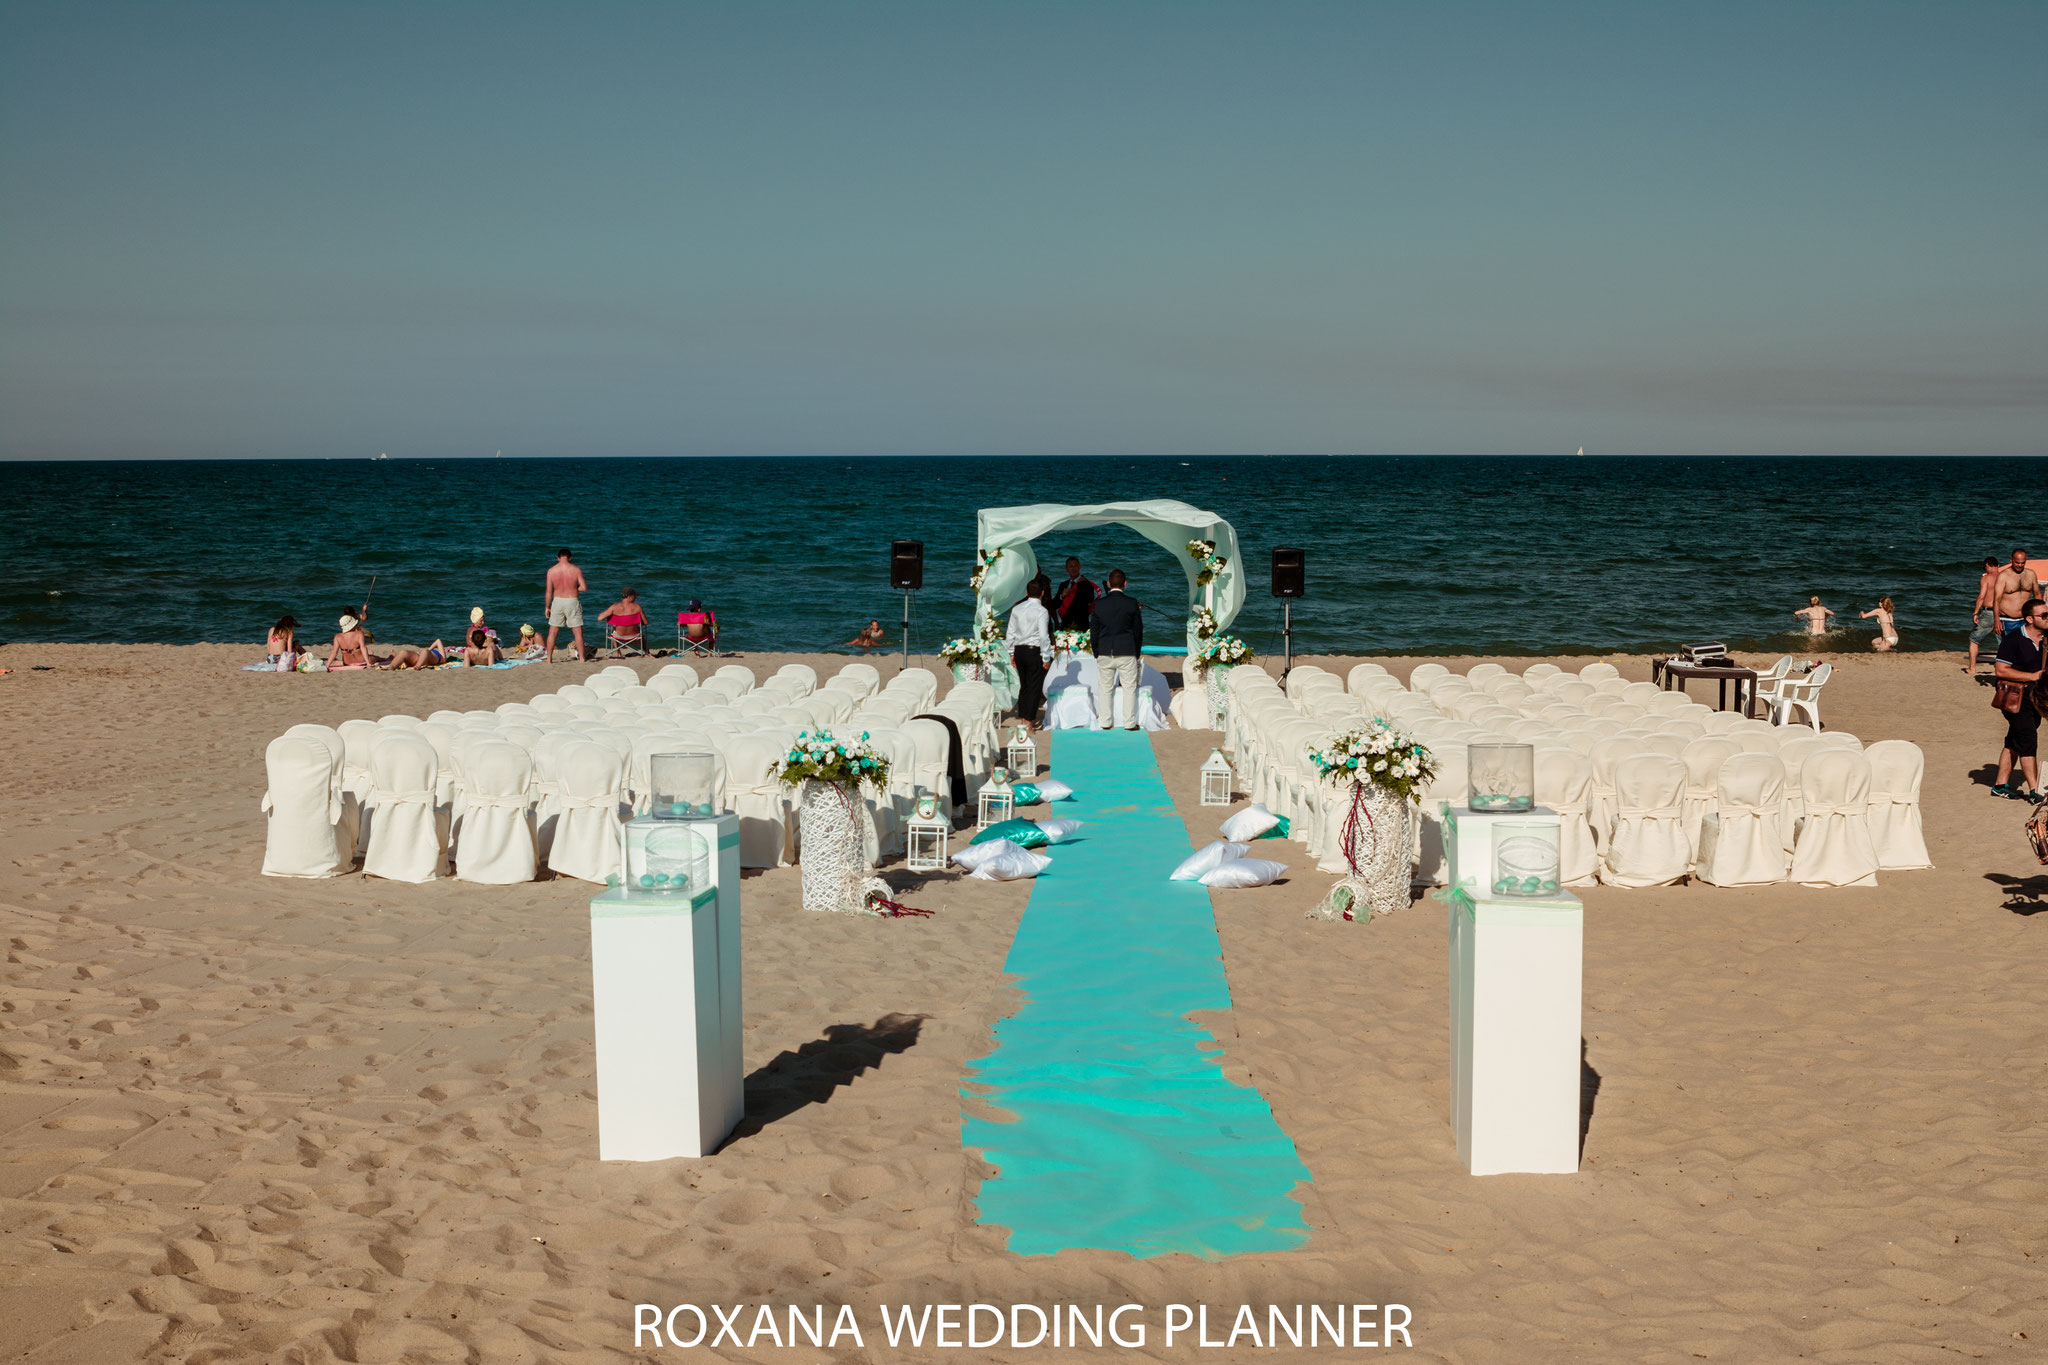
[1005,580,1053,728]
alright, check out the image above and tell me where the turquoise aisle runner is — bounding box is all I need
[962,730,1311,1258]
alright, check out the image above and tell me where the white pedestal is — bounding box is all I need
[1447,885,1582,1176]
[591,812,743,1160]
[1445,804,1559,893]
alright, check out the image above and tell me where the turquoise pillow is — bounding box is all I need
[1255,814,1291,839]
[971,817,1050,848]
[1011,782,1042,805]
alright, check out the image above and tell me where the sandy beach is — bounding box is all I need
[1,643,2042,1363]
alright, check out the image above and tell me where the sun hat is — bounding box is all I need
[470,606,485,623]
[339,614,359,631]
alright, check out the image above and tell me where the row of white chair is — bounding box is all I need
[1219,660,1927,889]
[261,661,1002,883]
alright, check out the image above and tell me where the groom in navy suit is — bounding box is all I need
[1088,570,1144,730]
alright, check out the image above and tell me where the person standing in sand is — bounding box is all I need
[1992,597,2048,802]
[1794,597,1834,636]
[1994,549,2037,636]
[1088,569,1143,730]
[543,548,587,663]
[1967,556,2000,673]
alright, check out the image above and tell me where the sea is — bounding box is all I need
[0,455,2018,658]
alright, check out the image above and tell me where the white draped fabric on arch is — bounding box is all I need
[972,500,1244,710]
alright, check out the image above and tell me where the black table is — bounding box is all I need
[1651,659,1762,717]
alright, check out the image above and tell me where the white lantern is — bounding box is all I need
[1200,748,1234,807]
[977,771,1015,830]
[1005,725,1038,778]
[905,810,950,871]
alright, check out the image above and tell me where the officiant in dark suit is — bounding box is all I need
[1051,557,1098,629]
[1088,569,1143,731]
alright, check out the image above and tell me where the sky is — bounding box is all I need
[1,1,2042,459]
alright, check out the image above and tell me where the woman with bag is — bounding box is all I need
[1991,597,2048,801]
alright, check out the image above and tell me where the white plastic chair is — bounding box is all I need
[1768,662,1832,730]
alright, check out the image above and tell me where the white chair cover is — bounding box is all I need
[1534,746,1597,886]
[1411,745,1468,886]
[1864,740,1931,871]
[724,733,795,869]
[335,718,381,857]
[654,662,699,687]
[1678,736,1743,858]
[1696,753,1790,886]
[261,736,346,877]
[363,733,444,883]
[546,742,623,884]
[455,742,537,884]
[583,673,627,699]
[1600,754,1690,887]
[283,723,354,864]
[1788,749,1879,887]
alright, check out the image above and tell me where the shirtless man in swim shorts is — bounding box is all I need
[1967,555,1999,672]
[1995,549,2038,636]
[543,548,588,663]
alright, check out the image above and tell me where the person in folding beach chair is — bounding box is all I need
[598,587,649,657]
[676,599,718,656]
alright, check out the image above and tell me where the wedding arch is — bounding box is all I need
[972,499,1245,656]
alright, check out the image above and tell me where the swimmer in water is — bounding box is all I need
[1793,596,1834,636]
[1861,596,1899,651]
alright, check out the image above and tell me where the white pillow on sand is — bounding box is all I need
[1035,818,1084,844]
[952,839,1024,872]
[1219,804,1281,842]
[1170,840,1250,881]
[968,848,1052,881]
[1035,779,1075,801]
[1199,857,1288,889]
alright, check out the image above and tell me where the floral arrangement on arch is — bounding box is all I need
[938,635,1003,666]
[1185,538,1228,586]
[777,729,890,790]
[1188,605,1217,641]
[1193,634,1255,667]
[968,548,1004,592]
[1053,628,1090,655]
[1308,720,1437,803]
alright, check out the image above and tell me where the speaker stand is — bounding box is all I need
[1281,600,1293,683]
[901,589,913,663]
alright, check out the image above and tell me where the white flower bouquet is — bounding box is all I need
[1308,720,1438,802]
[1053,628,1090,655]
[1194,634,1255,667]
[778,729,890,790]
[1185,538,1228,586]
[1188,605,1217,640]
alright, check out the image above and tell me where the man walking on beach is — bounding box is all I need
[1994,549,2037,636]
[1992,597,2048,802]
[1089,569,1143,730]
[543,548,588,663]
[1052,557,1097,630]
[1968,555,2000,673]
